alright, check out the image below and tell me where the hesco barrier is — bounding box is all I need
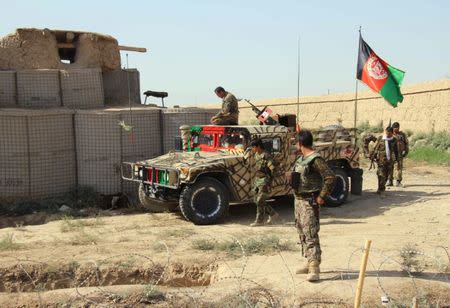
[161,108,219,153]
[0,71,16,108]
[60,69,104,109]
[0,109,76,199]
[17,70,61,108]
[0,107,220,199]
[103,69,141,106]
[3,68,137,110]
[75,107,161,195]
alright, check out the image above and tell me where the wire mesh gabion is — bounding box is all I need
[75,107,162,195]
[0,109,76,199]
[60,68,104,109]
[17,70,61,108]
[0,71,17,108]
[102,69,141,106]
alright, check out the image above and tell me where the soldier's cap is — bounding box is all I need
[392,122,400,128]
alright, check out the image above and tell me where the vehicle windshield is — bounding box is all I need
[192,133,246,151]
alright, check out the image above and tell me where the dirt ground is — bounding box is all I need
[0,162,449,307]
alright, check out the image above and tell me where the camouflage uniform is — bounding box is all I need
[293,153,335,263]
[389,131,409,183]
[211,92,239,125]
[364,135,396,192]
[253,151,276,223]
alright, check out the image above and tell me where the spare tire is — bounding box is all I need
[326,168,349,207]
[179,176,229,225]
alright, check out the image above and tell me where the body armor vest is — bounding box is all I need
[293,152,323,195]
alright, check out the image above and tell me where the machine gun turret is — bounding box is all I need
[242,99,277,125]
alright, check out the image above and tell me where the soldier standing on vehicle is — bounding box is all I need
[363,126,397,194]
[210,86,239,125]
[245,138,279,226]
[387,122,409,187]
[289,130,336,282]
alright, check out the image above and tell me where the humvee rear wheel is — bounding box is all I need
[179,177,229,225]
[139,183,178,212]
[326,168,349,207]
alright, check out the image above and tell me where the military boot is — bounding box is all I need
[250,214,265,227]
[295,260,310,274]
[266,212,279,224]
[250,221,265,227]
[386,179,393,187]
[396,180,402,187]
[306,260,320,282]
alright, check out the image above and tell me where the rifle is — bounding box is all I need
[242,99,277,125]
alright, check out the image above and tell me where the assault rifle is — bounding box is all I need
[242,99,277,125]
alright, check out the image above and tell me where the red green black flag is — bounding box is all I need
[357,34,405,107]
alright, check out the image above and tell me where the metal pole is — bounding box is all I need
[354,26,362,129]
[354,79,359,128]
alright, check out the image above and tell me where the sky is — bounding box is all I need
[1,0,450,106]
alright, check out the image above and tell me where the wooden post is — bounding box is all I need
[412,297,418,308]
[354,240,372,308]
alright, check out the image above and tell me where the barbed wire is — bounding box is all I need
[1,240,449,307]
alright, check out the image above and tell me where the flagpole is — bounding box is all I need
[354,26,362,129]
[354,79,359,128]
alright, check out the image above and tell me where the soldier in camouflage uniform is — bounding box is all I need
[388,122,409,187]
[211,86,239,125]
[364,126,397,194]
[289,130,336,282]
[245,138,279,226]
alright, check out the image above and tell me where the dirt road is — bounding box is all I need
[0,163,449,307]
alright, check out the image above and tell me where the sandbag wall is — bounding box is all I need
[0,109,76,199]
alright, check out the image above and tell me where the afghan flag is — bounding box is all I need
[357,34,405,107]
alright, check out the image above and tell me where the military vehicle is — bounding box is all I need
[122,113,363,225]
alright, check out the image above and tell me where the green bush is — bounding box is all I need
[0,233,22,251]
[356,120,384,133]
[408,146,450,165]
[191,235,295,256]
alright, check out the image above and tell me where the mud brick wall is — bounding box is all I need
[236,79,450,132]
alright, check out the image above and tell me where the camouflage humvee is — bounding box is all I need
[122,124,362,225]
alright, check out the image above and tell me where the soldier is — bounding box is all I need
[388,122,409,187]
[363,126,397,194]
[246,138,279,226]
[211,86,239,125]
[289,130,336,282]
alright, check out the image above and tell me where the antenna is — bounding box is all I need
[296,36,301,122]
[126,53,134,143]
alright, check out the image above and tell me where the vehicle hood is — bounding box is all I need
[137,150,243,169]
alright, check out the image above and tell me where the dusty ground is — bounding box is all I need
[0,162,449,307]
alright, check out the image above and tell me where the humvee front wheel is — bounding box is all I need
[139,183,178,212]
[326,168,349,207]
[179,177,229,225]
